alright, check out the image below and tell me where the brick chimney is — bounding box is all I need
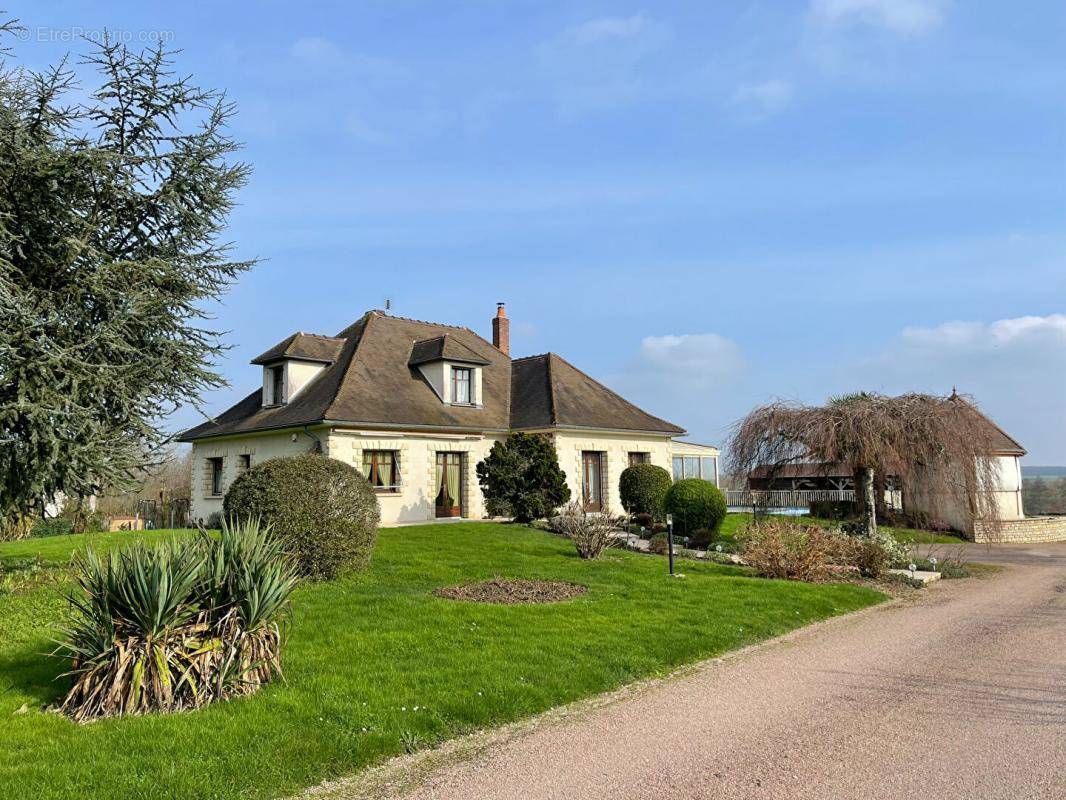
[492,302,509,356]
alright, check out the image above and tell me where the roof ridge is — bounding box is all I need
[545,353,558,426]
[323,312,377,420]
[510,353,550,363]
[297,332,346,341]
[379,312,465,330]
[547,352,684,433]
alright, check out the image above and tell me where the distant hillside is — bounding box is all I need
[1023,466,1066,479]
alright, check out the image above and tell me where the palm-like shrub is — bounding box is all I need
[223,454,380,579]
[618,464,671,518]
[55,519,298,721]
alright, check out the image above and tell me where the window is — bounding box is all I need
[582,451,604,512]
[672,455,718,483]
[363,450,400,491]
[208,457,224,496]
[270,365,285,405]
[452,367,472,404]
[628,452,650,467]
[238,454,252,474]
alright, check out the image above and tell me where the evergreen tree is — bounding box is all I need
[0,22,253,532]
[476,433,571,522]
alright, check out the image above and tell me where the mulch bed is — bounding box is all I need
[433,578,588,605]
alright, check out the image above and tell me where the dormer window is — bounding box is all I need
[269,365,285,406]
[452,367,472,405]
[409,334,489,408]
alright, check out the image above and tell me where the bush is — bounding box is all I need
[618,464,672,518]
[739,520,846,582]
[31,517,73,538]
[686,527,716,549]
[550,502,621,559]
[808,500,855,520]
[632,512,654,530]
[663,479,727,535]
[476,433,571,523]
[848,537,889,578]
[56,518,298,721]
[647,532,670,555]
[223,454,380,579]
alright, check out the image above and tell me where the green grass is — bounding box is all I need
[0,528,191,567]
[717,513,965,546]
[0,523,883,799]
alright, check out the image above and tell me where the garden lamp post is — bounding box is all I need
[666,514,675,575]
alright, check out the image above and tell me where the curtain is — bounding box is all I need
[446,458,460,508]
[379,455,393,487]
[435,455,445,501]
[363,452,373,482]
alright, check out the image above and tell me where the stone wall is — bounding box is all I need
[972,516,1066,544]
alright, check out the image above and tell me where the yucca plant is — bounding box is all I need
[55,519,298,721]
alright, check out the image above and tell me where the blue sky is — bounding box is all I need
[11,1,1066,462]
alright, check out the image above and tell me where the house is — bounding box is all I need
[905,409,1027,534]
[179,305,718,525]
[747,462,856,491]
[746,405,1029,537]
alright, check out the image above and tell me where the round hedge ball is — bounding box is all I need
[663,478,727,536]
[618,463,672,517]
[223,453,381,580]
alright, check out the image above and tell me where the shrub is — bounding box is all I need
[647,532,670,555]
[849,537,889,578]
[223,454,380,579]
[549,502,621,559]
[632,512,654,530]
[618,464,672,518]
[55,518,298,721]
[663,479,727,535]
[686,527,716,550]
[739,520,846,582]
[31,517,73,538]
[808,500,854,520]
[476,433,571,523]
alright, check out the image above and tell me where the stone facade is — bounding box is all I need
[972,516,1066,544]
[189,425,719,526]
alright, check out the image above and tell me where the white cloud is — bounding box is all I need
[537,14,670,115]
[865,314,1066,462]
[560,14,661,47]
[610,333,747,446]
[730,80,794,121]
[809,0,947,37]
[632,334,745,379]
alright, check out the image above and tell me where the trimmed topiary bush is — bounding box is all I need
[618,464,672,518]
[663,479,726,536]
[223,453,380,579]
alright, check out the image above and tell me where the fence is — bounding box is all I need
[725,489,901,511]
[725,489,855,509]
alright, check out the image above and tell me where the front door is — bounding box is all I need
[582,451,603,512]
[435,452,463,517]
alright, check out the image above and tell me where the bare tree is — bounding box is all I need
[728,391,1003,538]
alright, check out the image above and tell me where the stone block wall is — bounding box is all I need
[972,516,1066,543]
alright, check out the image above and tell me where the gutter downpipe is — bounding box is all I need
[302,425,323,454]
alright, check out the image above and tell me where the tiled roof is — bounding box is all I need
[251,332,345,365]
[179,311,686,441]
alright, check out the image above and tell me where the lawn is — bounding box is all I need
[717,513,965,546]
[0,523,883,799]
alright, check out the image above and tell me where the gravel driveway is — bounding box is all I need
[322,552,1066,800]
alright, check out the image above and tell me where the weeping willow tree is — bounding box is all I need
[0,20,253,535]
[728,391,1004,538]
